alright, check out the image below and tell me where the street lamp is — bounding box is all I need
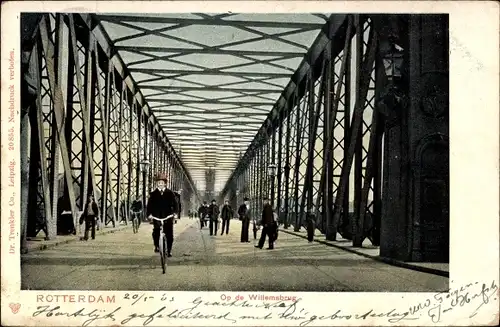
[268,162,277,207]
[379,42,405,119]
[382,43,404,82]
[267,163,277,178]
[139,157,150,210]
[139,157,150,173]
[176,188,183,218]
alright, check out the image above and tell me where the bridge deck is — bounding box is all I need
[22,219,448,292]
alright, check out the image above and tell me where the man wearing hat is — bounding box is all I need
[238,197,251,242]
[208,199,220,236]
[255,197,275,250]
[146,173,178,256]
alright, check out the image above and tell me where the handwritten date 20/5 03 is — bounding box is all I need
[123,293,174,305]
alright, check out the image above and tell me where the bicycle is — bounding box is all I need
[131,210,142,234]
[150,214,175,274]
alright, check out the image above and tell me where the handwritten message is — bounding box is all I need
[30,280,498,326]
[7,49,16,255]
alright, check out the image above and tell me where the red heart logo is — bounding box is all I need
[9,303,21,314]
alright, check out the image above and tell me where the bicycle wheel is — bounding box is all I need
[159,235,166,274]
[163,236,168,273]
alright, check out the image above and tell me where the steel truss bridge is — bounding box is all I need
[20,13,449,263]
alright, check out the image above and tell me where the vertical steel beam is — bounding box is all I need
[104,57,112,223]
[331,22,378,240]
[99,54,110,225]
[254,148,258,208]
[126,89,133,224]
[27,102,41,238]
[300,63,326,227]
[21,48,33,248]
[63,21,75,216]
[135,105,142,199]
[257,145,262,211]
[48,13,66,239]
[39,16,79,232]
[94,44,117,226]
[306,70,315,217]
[166,149,170,185]
[318,16,353,240]
[166,143,169,178]
[80,25,91,210]
[68,14,99,214]
[353,15,364,241]
[152,130,157,187]
[369,52,384,246]
[276,111,283,215]
[33,42,53,239]
[292,89,302,231]
[88,64,97,200]
[353,103,380,245]
[146,121,152,204]
[293,77,310,231]
[263,136,268,201]
[87,42,97,203]
[152,126,156,190]
[116,74,123,221]
[343,24,353,232]
[252,153,256,205]
[272,121,278,209]
[316,32,338,234]
[319,51,332,233]
[283,94,294,229]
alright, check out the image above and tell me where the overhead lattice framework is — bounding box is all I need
[95,13,328,192]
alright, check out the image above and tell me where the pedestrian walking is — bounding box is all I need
[220,199,233,235]
[208,199,220,236]
[80,194,99,241]
[255,197,275,250]
[238,197,251,242]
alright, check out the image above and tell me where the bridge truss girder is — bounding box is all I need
[221,14,391,247]
[20,13,200,249]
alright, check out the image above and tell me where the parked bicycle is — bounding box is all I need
[150,214,175,274]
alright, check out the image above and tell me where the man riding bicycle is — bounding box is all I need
[198,201,208,228]
[131,198,143,223]
[146,173,178,256]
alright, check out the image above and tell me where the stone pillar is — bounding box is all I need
[380,15,449,262]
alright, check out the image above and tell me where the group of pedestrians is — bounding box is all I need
[197,196,278,250]
[238,197,278,250]
[197,199,234,236]
[78,173,278,254]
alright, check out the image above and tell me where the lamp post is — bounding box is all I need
[268,163,277,207]
[139,157,150,211]
[132,145,139,198]
[379,42,405,120]
[382,42,404,82]
[177,188,183,217]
